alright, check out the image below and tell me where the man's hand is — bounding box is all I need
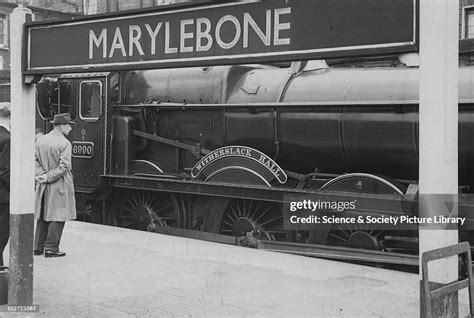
[35,174,47,184]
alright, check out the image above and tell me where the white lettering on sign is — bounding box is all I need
[129,25,145,56]
[72,141,94,159]
[88,7,292,59]
[109,26,126,57]
[258,154,281,177]
[191,146,287,184]
[196,18,212,52]
[215,15,241,50]
[243,10,271,48]
[274,7,291,46]
[145,23,162,55]
[89,29,107,59]
[180,19,194,53]
[165,21,178,54]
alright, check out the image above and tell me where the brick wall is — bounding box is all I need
[117,0,142,12]
[31,0,83,14]
[97,0,107,13]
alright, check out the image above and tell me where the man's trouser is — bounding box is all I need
[34,196,65,253]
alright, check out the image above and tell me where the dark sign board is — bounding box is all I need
[26,0,417,74]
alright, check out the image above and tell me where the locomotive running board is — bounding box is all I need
[152,226,418,267]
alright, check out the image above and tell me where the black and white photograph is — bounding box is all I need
[0,0,473,316]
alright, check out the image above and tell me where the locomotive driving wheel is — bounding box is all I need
[219,199,287,241]
[320,174,418,256]
[113,190,186,231]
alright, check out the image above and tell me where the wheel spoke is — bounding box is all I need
[125,199,135,209]
[146,192,152,205]
[373,230,386,238]
[223,220,233,228]
[220,199,284,242]
[114,191,184,230]
[157,204,174,213]
[254,204,273,223]
[259,215,282,227]
[151,195,167,211]
[246,200,253,218]
[225,213,236,223]
[123,206,134,214]
[250,201,262,220]
[236,202,242,216]
[132,194,140,206]
[230,206,239,220]
[334,226,351,238]
[329,232,348,243]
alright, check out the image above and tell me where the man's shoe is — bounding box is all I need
[44,251,66,258]
[33,250,43,256]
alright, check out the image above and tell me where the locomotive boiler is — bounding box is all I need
[35,58,474,265]
[121,62,474,185]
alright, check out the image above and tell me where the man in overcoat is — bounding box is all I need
[0,103,10,266]
[34,113,76,257]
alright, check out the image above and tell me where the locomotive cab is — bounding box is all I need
[36,73,110,194]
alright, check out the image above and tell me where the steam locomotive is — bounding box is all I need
[35,56,474,264]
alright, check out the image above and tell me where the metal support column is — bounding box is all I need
[8,3,35,305]
[419,0,459,316]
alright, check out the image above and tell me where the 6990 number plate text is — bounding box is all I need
[72,141,94,158]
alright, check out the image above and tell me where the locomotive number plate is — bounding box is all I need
[72,141,94,159]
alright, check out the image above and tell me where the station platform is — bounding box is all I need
[0,221,471,317]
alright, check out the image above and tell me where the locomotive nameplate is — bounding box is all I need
[72,141,94,159]
[26,0,417,74]
[192,146,287,184]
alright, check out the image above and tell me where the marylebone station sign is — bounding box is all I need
[25,0,417,74]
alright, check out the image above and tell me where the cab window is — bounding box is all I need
[80,81,102,120]
[59,81,76,119]
[36,82,58,120]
